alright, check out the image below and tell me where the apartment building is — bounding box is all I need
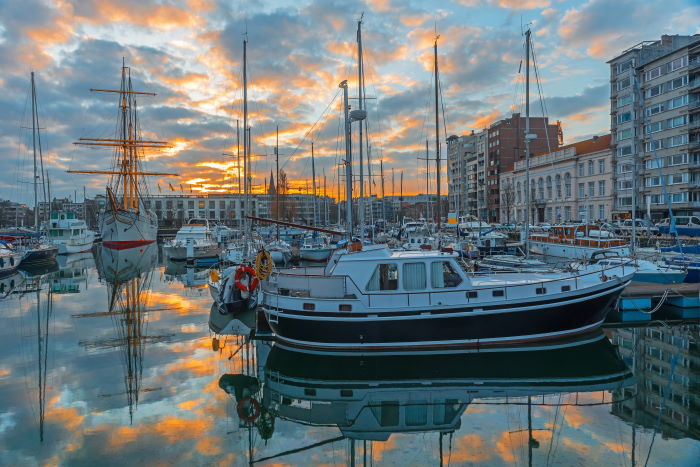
[447,130,488,219]
[611,326,700,440]
[500,134,614,223]
[609,34,700,220]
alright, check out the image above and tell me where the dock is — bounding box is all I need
[613,281,700,322]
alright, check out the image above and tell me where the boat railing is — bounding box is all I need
[266,260,633,307]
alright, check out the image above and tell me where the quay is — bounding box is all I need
[614,281,700,322]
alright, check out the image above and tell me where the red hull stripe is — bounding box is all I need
[102,240,154,250]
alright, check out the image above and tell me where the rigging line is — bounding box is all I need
[279,89,342,172]
[438,73,449,141]
[529,35,552,154]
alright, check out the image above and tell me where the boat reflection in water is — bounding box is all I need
[90,243,159,421]
[163,258,210,289]
[219,331,635,464]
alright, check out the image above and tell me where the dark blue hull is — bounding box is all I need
[20,246,58,266]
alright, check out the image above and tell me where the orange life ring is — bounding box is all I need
[234,265,259,292]
[237,397,261,423]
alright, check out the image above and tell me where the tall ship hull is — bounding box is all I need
[99,208,158,250]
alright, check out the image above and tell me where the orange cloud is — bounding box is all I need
[451,433,492,462]
[472,110,501,129]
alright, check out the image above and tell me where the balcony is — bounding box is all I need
[689,58,700,71]
[690,79,700,91]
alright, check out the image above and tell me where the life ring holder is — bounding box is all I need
[234,266,259,293]
[237,397,261,423]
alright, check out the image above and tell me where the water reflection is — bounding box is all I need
[90,244,159,422]
[0,248,697,466]
[217,332,640,465]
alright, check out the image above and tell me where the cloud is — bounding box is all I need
[544,85,608,119]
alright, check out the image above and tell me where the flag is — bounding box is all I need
[157,183,162,193]
[189,184,193,193]
[168,183,174,191]
[180,184,184,192]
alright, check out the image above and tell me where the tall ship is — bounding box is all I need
[70,61,176,250]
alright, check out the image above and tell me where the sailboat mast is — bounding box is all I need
[243,38,249,238]
[356,16,365,240]
[380,159,386,229]
[237,119,241,196]
[275,126,280,239]
[311,142,317,227]
[434,37,442,231]
[524,28,531,258]
[340,80,353,242]
[425,139,430,221]
[31,72,39,232]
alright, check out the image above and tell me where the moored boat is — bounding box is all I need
[163,218,221,262]
[45,211,95,254]
[260,244,635,351]
[529,223,630,260]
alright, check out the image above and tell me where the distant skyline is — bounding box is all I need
[0,0,698,205]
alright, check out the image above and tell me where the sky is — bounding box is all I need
[0,0,698,205]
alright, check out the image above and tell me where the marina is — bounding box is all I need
[0,244,697,466]
[0,2,699,465]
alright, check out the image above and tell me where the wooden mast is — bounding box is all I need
[69,61,176,212]
[434,36,442,231]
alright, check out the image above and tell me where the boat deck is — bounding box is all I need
[621,281,700,298]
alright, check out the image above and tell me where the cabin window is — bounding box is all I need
[370,401,399,426]
[366,263,398,291]
[402,262,426,290]
[492,289,505,297]
[536,287,546,295]
[405,401,428,426]
[561,285,571,292]
[433,399,462,425]
[431,261,462,288]
[467,291,478,299]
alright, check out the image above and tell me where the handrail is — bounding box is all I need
[268,259,633,298]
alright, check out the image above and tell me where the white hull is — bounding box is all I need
[299,248,333,262]
[529,241,630,260]
[99,208,157,249]
[163,243,221,261]
[57,237,95,254]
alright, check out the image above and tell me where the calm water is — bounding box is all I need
[0,245,698,466]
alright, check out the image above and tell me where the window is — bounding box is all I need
[617,60,632,74]
[405,402,428,426]
[367,263,398,291]
[198,200,205,209]
[667,134,688,147]
[668,75,688,90]
[617,77,631,90]
[667,115,687,129]
[646,83,662,98]
[645,121,663,134]
[546,176,552,199]
[668,173,688,185]
[668,153,688,166]
[555,174,562,198]
[617,111,632,124]
[588,182,595,197]
[617,94,632,107]
[588,160,594,176]
[564,173,572,198]
[668,56,687,72]
[645,66,662,81]
[599,204,605,220]
[618,179,633,190]
[209,200,215,208]
[598,180,606,196]
[578,163,585,177]
[431,261,462,288]
[646,140,662,152]
[617,128,633,141]
[402,263,426,290]
[370,401,399,426]
[645,176,661,187]
[578,183,585,198]
[646,103,664,116]
[564,206,571,221]
[599,159,605,174]
[617,145,633,157]
[668,95,688,110]
[538,178,544,199]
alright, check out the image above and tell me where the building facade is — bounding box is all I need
[609,34,700,220]
[447,113,560,223]
[500,135,614,223]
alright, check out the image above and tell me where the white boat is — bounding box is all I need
[0,245,22,278]
[260,243,635,351]
[402,227,439,251]
[529,223,630,260]
[266,239,292,264]
[222,236,264,264]
[69,62,176,251]
[299,233,333,262]
[163,218,221,262]
[478,254,554,272]
[585,250,687,284]
[44,211,95,254]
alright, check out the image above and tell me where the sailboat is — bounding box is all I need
[16,72,58,267]
[69,61,176,250]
